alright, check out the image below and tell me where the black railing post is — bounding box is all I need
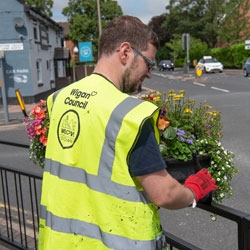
[242,215,250,250]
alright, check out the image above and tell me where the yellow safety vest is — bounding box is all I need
[39,73,163,250]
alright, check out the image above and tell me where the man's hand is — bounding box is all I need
[184,168,217,202]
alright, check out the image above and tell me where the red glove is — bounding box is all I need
[184,168,218,202]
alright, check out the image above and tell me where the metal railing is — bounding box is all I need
[0,139,250,250]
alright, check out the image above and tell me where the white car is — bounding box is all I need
[198,56,223,73]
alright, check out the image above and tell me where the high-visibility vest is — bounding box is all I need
[39,73,163,250]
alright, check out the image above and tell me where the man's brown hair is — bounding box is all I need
[99,15,159,57]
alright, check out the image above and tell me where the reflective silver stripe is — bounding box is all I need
[40,205,157,250]
[44,158,151,204]
[98,97,143,178]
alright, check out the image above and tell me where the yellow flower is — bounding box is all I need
[169,89,174,93]
[185,108,192,113]
[204,104,212,108]
[206,111,213,115]
[179,90,185,93]
[211,118,215,122]
[163,92,166,95]
[217,133,221,137]
[152,90,157,93]
[153,97,160,101]
[174,98,180,101]
[168,94,176,97]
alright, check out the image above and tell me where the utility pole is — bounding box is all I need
[97,0,102,37]
[97,0,102,58]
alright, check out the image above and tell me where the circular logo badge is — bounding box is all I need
[57,110,80,149]
[80,46,91,58]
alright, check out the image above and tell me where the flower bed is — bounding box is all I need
[142,90,238,203]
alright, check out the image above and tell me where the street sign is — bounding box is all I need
[78,42,93,62]
[182,33,190,50]
[245,40,250,50]
[196,64,203,77]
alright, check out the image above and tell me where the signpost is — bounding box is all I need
[182,33,190,73]
[78,42,93,77]
[0,51,9,123]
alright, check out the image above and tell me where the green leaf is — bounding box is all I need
[159,144,168,156]
[163,126,177,140]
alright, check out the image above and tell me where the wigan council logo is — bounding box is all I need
[57,110,80,149]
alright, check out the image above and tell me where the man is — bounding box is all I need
[39,15,217,250]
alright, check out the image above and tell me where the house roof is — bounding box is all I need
[16,0,63,31]
[57,22,70,37]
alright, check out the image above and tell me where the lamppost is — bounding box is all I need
[73,46,79,82]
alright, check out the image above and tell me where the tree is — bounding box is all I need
[62,0,123,59]
[148,14,173,61]
[163,0,226,48]
[166,34,209,66]
[217,0,250,44]
[25,0,53,17]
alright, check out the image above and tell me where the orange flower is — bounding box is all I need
[158,118,169,131]
[34,124,42,135]
[39,134,47,146]
[36,109,45,119]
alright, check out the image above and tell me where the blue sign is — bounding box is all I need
[78,42,93,62]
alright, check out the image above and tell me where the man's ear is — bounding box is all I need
[119,42,132,65]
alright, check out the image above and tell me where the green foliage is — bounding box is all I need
[211,44,250,68]
[62,0,123,59]
[165,35,209,67]
[142,90,238,203]
[162,0,248,48]
[25,0,53,17]
[218,0,250,44]
[163,0,227,48]
[155,47,172,63]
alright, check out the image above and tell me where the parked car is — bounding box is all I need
[243,57,250,77]
[158,60,174,71]
[198,56,223,73]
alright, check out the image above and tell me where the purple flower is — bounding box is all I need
[180,137,185,142]
[177,129,185,136]
[187,139,193,144]
[160,109,166,116]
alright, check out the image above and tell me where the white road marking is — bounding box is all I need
[193,82,206,86]
[211,86,230,93]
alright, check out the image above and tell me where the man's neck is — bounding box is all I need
[93,57,123,91]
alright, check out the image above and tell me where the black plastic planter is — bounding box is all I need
[165,153,213,203]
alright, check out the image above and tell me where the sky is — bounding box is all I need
[51,0,169,25]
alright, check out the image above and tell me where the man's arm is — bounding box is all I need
[137,169,194,209]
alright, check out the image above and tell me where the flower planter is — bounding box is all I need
[165,153,213,203]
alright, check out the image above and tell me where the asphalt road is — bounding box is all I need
[0,69,249,249]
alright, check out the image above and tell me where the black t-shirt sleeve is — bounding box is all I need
[128,119,167,177]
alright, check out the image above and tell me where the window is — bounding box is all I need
[47,60,54,81]
[33,20,38,41]
[39,25,49,50]
[36,59,42,83]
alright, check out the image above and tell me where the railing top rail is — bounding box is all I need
[0,164,43,179]
[198,202,250,222]
[0,139,29,149]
